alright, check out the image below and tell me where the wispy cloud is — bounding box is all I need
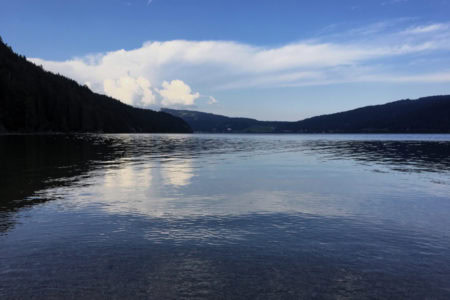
[402,23,449,34]
[29,21,450,108]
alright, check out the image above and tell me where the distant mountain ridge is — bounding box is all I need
[163,95,450,133]
[161,108,289,133]
[0,38,192,133]
[287,96,450,133]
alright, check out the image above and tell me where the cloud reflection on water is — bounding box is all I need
[1,134,449,236]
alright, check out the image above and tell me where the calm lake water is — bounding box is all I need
[1,134,450,299]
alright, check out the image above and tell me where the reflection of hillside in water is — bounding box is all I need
[303,139,450,173]
[2,135,449,206]
[0,135,120,208]
[1,134,449,233]
[0,135,125,233]
[0,134,200,211]
[0,135,197,233]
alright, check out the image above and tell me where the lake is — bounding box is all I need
[1,134,449,299]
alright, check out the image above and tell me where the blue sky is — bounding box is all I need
[1,0,450,120]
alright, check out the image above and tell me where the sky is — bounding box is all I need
[1,0,450,121]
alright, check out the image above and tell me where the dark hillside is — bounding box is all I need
[161,108,289,133]
[0,37,192,133]
[286,96,450,133]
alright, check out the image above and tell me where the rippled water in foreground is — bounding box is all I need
[1,134,450,299]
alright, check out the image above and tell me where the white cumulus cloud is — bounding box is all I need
[104,76,156,106]
[158,80,200,106]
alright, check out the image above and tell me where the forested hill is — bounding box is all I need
[161,108,290,133]
[163,95,450,133]
[287,95,450,133]
[0,38,192,133]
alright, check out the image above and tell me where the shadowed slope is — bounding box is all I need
[0,38,192,133]
[288,96,450,133]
